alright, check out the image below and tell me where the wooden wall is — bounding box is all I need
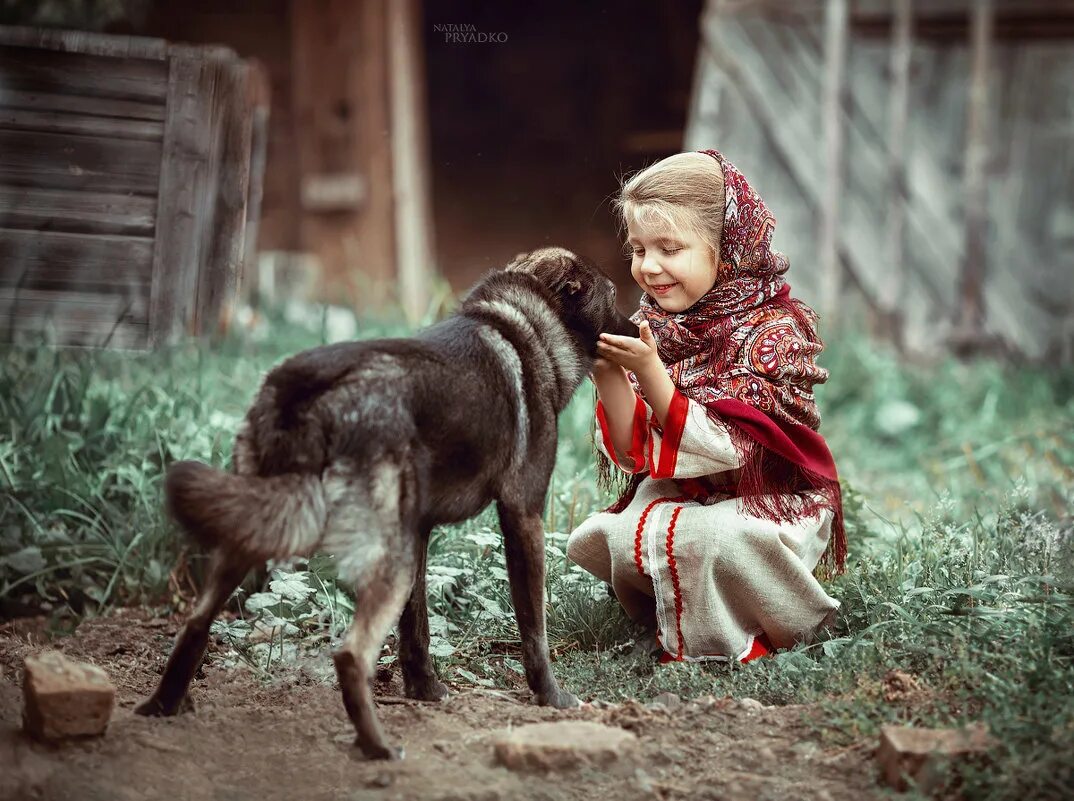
[0,27,267,348]
[0,29,168,348]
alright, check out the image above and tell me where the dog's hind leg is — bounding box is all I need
[398,527,449,701]
[334,550,415,760]
[326,458,417,760]
[496,502,579,709]
[135,552,251,716]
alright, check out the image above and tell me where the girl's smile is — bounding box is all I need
[648,281,678,296]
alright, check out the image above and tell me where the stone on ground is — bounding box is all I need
[650,691,682,711]
[877,723,996,792]
[22,650,116,740]
[493,721,638,772]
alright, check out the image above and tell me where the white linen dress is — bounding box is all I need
[566,391,840,662]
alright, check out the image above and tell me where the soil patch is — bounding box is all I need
[0,610,882,801]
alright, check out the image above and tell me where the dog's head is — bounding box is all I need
[504,247,636,349]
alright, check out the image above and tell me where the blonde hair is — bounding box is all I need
[613,152,725,259]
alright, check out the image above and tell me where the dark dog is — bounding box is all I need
[135,247,635,759]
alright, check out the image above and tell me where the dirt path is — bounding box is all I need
[0,611,882,801]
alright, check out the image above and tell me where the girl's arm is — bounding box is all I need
[631,358,676,429]
[591,359,638,460]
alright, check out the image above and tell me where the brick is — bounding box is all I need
[22,650,116,740]
[877,723,996,792]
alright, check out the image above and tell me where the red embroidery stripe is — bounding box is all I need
[665,505,686,660]
[632,495,688,577]
[594,400,621,469]
[627,393,648,469]
[652,391,690,479]
[596,395,649,473]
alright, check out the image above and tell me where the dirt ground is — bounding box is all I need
[0,610,884,801]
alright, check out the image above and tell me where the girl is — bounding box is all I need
[566,149,845,664]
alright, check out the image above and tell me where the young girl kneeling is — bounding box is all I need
[566,149,846,664]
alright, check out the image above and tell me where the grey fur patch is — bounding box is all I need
[321,459,395,583]
[493,287,585,394]
[471,295,583,406]
[477,325,529,471]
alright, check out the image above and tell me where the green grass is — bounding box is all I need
[1,304,1072,800]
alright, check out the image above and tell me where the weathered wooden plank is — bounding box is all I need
[0,186,155,236]
[0,300,147,347]
[819,0,849,322]
[241,63,271,304]
[0,89,165,121]
[952,0,994,352]
[0,45,168,103]
[0,229,154,293]
[0,128,161,194]
[149,54,220,346]
[0,286,148,319]
[0,287,149,349]
[198,60,254,338]
[0,107,163,140]
[0,26,167,60]
[879,0,913,349]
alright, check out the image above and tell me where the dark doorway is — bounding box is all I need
[423,1,704,303]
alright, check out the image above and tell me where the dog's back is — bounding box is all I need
[166,317,528,565]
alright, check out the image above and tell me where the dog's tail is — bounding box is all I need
[164,460,327,562]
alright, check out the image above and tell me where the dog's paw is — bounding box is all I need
[353,740,405,761]
[133,694,194,717]
[535,687,580,709]
[403,678,450,702]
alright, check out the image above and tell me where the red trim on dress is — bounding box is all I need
[595,395,649,473]
[633,495,688,577]
[740,632,774,663]
[627,394,648,468]
[665,505,686,661]
[595,399,621,469]
[651,391,690,479]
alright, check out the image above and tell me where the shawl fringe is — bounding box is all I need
[721,418,847,576]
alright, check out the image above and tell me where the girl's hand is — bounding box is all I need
[597,321,662,376]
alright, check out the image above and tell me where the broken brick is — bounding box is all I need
[22,650,116,740]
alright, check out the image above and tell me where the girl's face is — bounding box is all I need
[627,219,718,313]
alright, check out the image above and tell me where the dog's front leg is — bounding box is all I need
[135,552,251,716]
[398,527,449,701]
[496,502,578,709]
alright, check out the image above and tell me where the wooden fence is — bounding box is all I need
[687,0,1074,362]
[0,26,269,348]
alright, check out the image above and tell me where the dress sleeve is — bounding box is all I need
[646,391,743,480]
[594,392,650,474]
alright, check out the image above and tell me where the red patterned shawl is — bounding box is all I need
[609,149,846,575]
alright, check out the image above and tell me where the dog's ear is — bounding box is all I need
[504,251,531,272]
[560,277,583,295]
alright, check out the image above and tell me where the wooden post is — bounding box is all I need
[197,59,254,339]
[149,52,218,347]
[387,0,435,324]
[881,0,913,349]
[241,60,271,308]
[819,0,849,325]
[952,0,993,355]
[291,0,396,309]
